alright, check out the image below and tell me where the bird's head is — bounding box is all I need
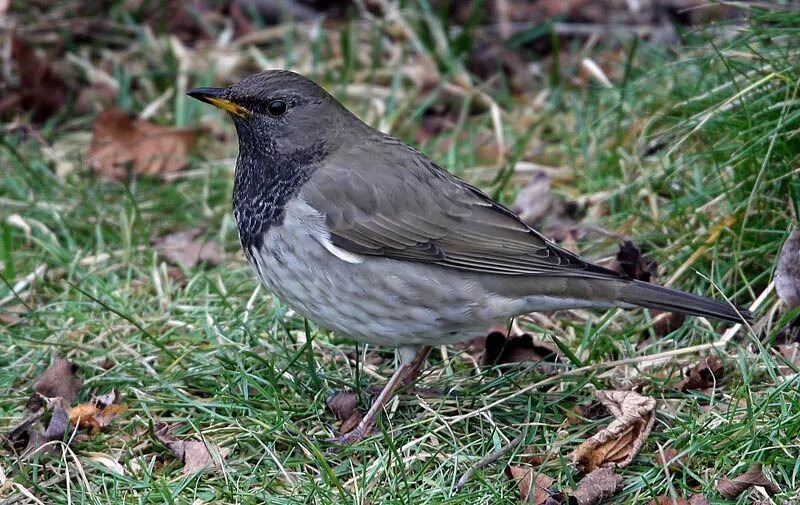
[188,70,356,158]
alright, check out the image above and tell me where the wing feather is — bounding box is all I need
[300,139,622,280]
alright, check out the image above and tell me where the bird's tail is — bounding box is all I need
[618,280,752,324]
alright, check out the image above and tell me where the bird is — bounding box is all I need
[187,70,752,444]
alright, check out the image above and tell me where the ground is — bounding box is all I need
[1,2,798,504]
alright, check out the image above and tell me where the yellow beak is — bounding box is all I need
[187,87,250,117]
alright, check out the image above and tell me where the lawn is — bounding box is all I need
[1,2,798,504]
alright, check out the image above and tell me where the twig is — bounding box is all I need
[454,432,524,493]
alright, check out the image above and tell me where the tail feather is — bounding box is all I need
[619,280,752,324]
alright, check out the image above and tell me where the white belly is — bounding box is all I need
[244,199,606,347]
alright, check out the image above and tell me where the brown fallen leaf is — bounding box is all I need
[326,390,363,434]
[19,397,72,457]
[506,466,555,505]
[152,228,223,269]
[716,463,781,499]
[650,311,686,339]
[33,358,83,405]
[68,389,128,433]
[613,241,657,282]
[570,390,656,472]
[482,331,560,372]
[155,423,230,474]
[0,35,68,123]
[570,467,623,505]
[674,357,724,393]
[511,171,553,227]
[655,447,687,472]
[87,107,197,181]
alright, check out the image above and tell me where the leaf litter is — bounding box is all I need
[506,466,555,505]
[673,356,724,393]
[8,358,127,459]
[716,463,781,499]
[154,423,230,474]
[152,227,224,270]
[87,107,197,181]
[570,390,656,472]
[0,35,69,123]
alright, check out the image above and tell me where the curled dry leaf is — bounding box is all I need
[68,389,128,433]
[87,107,197,181]
[152,228,223,269]
[16,397,72,457]
[716,463,781,499]
[326,390,363,434]
[155,423,230,475]
[482,331,560,372]
[511,171,553,227]
[570,390,656,472]
[506,466,555,505]
[675,357,724,393]
[570,467,623,505]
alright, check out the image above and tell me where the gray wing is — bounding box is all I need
[301,139,622,279]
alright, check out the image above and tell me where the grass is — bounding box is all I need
[2,2,799,504]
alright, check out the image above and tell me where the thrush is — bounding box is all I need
[188,70,752,444]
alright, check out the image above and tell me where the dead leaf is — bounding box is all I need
[649,311,686,339]
[717,463,781,498]
[0,35,68,123]
[33,358,83,404]
[688,495,710,505]
[326,390,363,434]
[612,241,657,282]
[482,331,560,371]
[570,467,623,505]
[655,447,686,471]
[68,389,128,433]
[776,228,800,310]
[506,466,555,505]
[511,171,553,227]
[570,390,656,472]
[155,423,230,474]
[674,357,724,392]
[152,228,223,269]
[20,397,72,457]
[87,107,197,180]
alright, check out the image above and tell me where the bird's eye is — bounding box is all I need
[267,99,288,117]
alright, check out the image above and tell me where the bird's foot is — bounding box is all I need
[325,419,375,448]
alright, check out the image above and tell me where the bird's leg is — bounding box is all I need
[333,345,432,445]
[398,345,432,388]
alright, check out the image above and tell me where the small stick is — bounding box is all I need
[454,432,524,493]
